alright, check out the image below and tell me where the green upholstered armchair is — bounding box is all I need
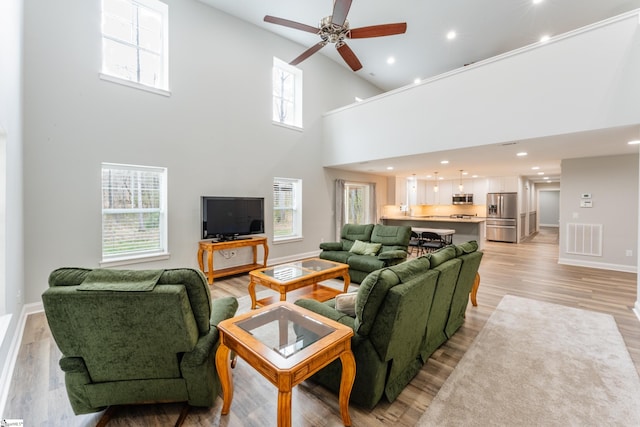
[42,267,238,424]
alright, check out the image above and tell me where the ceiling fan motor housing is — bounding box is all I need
[320,16,349,44]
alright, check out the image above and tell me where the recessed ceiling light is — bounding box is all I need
[532,166,540,170]
[413,78,421,84]
[543,176,550,180]
[538,172,545,175]
[540,35,550,43]
[628,140,640,145]
[447,31,456,40]
[517,152,528,157]
[472,175,479,178]
[533,0,544,4]
[440,160,449,164]
[386,166,394,170]
[387,56,396,65]
[462,171,469,175]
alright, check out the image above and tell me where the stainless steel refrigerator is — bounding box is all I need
[486,192,517,243]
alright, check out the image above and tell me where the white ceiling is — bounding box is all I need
[197,0,640,183]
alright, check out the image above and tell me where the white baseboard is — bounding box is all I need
[557,257,637,273]
[268,250,322,266]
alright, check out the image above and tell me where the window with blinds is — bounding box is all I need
[273,177,302,241]
[101,163,167,261]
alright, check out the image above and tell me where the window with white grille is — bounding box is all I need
[101,0,169,94]
[101,163,167,262]
[273,177,302,241]
[272,57,303,129]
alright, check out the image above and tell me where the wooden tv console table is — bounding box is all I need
[198,237,269,284]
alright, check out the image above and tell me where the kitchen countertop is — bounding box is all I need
[382,216,486,224]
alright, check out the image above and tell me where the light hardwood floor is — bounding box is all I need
[4,228,640,426]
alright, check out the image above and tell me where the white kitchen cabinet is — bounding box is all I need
[487,176,518,193]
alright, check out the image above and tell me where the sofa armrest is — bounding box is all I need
[295,299,356,329]
[320,242,343,251]
[182,297,238,368]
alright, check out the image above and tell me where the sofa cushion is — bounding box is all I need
[341,224,375,250]
[319,250,352,264]
[349,240,382,256]
[354,269,400,335]
[370,225,411,247]
[453,240,478,256]
[348,254,386,273]
[388,256,431,283]
[428,246,457,267]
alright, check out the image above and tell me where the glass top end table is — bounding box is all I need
[236,304,334,358]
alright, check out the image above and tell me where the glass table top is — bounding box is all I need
[236,305,335,358]
[259,259,339,282]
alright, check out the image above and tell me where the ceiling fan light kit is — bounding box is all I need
[264,0,407,72]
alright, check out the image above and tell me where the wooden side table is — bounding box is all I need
[197,237,269,284]
[215,302,355,426]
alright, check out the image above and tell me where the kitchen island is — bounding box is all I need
[381,216,486,250]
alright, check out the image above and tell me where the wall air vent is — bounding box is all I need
[566,223,602,256]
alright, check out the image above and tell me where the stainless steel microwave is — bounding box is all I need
[452,194,473,205]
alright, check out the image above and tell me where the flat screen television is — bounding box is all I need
[201,196,265,240]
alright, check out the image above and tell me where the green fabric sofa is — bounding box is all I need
[42,267,238,415]
[296,240,483,409]
[319,223,412,283]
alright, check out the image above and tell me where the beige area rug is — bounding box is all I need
[417,295,640,426]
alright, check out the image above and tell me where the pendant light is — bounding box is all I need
[458,170,464,193]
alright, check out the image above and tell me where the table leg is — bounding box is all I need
[338,350,356,426]
[470,273,480,307]
[206,249,214,284]
[197,247,204,273]
[261,242,269,267]
[277,389,293,427]
[215,344,233,415]
[249,278,258,309]
[341,271,351,293]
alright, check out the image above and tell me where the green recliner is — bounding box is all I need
[319,223,412,283]
[42,267,238,419]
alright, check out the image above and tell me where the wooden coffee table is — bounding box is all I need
[215,301,356,427]
[248,258,350,309]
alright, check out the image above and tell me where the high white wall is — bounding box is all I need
[322,11,640,167]
[559,154,638,271]
[21,0,382,304]
[0,0,24,381]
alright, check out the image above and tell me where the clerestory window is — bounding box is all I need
[272,57,303,129]
[101,0,169,95]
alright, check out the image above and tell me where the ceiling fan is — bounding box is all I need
[264,0,407,72]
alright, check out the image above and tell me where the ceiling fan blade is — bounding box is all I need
[290,42,327,66]
[336,43,362,71]
[349,23,407,39]
[331,0,352,26]
[264,15,319,34]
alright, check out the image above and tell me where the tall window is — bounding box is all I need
[272,57,302,129]
[101,163,168,262]
[273,177,302,241]
[101,0,169,92]
[344,182,373,224]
